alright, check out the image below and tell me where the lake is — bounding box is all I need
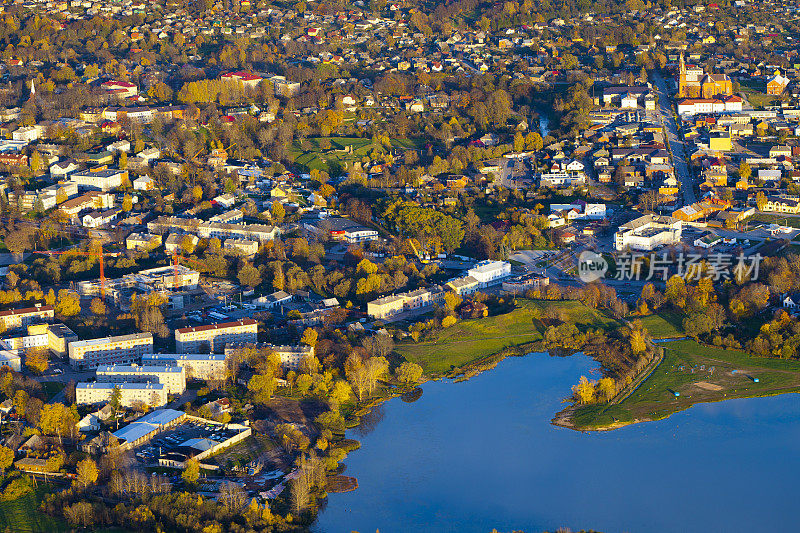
[314,352,800,533]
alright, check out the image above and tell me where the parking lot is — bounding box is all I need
[135,419,240,463]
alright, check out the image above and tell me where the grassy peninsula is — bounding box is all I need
[396,299,620,374]
[567,339,800,430]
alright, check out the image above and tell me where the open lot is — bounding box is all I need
[396,299,621,374]
[287,136,420,172]
[640,312,684,339]
[571,339,800,429]
[0,489,66,533]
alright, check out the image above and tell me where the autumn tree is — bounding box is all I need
[76,457,99,488]
[395,361,423,384]
[182,458,200,484]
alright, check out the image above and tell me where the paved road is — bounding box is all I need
[652,71,696,207]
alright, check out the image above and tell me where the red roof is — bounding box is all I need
[221,71,262,82]
[176,318,257,334]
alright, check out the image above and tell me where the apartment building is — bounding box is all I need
[224,343,314,370]
[147,216,280,243]
[366,286,446,320]
[47,323,79,357]
[76,382,167,408]
[175,319,258,353]
[69,333,154,369]
[142,353,228,380]
[96,364,186,394]
[0,305,54,330]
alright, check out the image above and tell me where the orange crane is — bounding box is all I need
[171,252,207,288]
[34,243,121,298]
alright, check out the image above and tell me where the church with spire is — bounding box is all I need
[677,54,733,99]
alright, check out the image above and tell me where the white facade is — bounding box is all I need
[142,353,228,380]
[96,364,186,394]
[467,261,512,288]
[175,319,258,353]
[69,333,153,369]
[76,382,168,408]
[615,215,683,251]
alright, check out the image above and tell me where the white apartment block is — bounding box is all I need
[76,382,167,408]
[0,305,54,330]
[224,343,314,370]
[142,353,228,380]
[174,319,258,353]
[96,364,186,394]
[70,169,128,191]
[69,333,154,369]
[467,260,512,288]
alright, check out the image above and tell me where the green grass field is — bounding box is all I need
[571,340,800,429]
[396,299,620,374]
[0,489,66,532]
[288,136,420,172]
[639,312,684,339]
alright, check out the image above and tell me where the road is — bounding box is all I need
[652,71,696,207]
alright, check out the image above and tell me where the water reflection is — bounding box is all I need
[316,353,800,533]
[352,404,384,438]
[400,387,423,403]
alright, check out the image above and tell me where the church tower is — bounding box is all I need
[678,53,686,97]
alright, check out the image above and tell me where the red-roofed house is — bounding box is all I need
[220,71,263,89]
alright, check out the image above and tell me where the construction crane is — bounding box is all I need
[34,242,121,299]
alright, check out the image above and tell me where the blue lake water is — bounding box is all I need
[314,352,800,533]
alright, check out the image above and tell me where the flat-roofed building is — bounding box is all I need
[47,323,78,357]
[111,409,187,449]
[175,319,258,353]
[615,214,682,251]
[142,353,228,380]
[225,343,314,370]
[0,304,54,330]
[76,381,167,408]
[69,332,154,369]
[467,260,512,288]
[97,364,186,394]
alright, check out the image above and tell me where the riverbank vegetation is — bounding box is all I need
[569,339,800,430]
[396,295,623,375]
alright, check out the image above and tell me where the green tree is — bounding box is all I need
[0,446,13,472]
[395,361,423,384]
[237,262,262,288]
[248,373,275,404]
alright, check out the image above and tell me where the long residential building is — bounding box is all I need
[0,305,54,330]
[69,333,154,369]
[147,216,280,243]
[174,319,259,353]
[142,353,228,380]
[76,381,167,408]
[225,343,314,370]
[366,286,446,320]
[96,364,186,394]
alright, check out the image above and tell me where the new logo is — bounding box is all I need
[577,251,608,282]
